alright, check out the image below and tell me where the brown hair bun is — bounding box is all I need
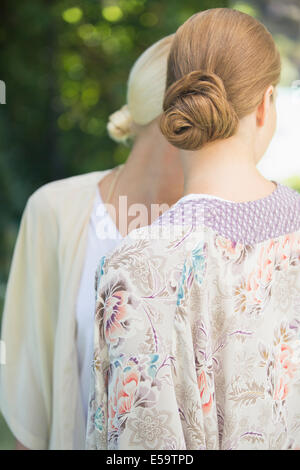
[160,9,281,151]
[160,70,239,150]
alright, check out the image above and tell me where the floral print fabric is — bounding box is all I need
[86,185,300,450]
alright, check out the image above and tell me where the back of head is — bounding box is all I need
[107,35,173,143]
[160,8,281,150]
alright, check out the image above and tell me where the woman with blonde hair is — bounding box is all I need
[0,35,183,450]
[87,8,300,450]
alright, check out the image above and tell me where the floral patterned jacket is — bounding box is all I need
[86,183,300,450]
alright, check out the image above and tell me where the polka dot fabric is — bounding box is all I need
[153,182,300,245]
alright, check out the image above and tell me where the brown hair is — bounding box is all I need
[160,8,281,150]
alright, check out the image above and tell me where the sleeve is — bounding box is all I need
[0,188,59,450]
[86,237,209,450]
[85,256,109,450]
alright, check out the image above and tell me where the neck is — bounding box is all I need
[181,132,275,202]
[118,121,184,208]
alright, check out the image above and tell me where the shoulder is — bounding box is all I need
[26,170,111,219]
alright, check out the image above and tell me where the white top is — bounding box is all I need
[75,189,123,435]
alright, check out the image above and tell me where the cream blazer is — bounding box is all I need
[0,169,112,449]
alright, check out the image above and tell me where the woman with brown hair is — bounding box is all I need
[87,8,300,450]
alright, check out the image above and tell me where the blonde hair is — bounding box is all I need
[160,8,281,151]
[107,35,174,143]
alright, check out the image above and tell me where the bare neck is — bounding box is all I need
[181,134,275,202]
[99,122,184,235]
[120,126,183,208]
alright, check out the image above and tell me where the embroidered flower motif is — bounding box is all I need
[272,269,299,313]
[197,370,213,414]
[95,255,106,292]
[234,279,269,317]
[259,319,300,425]
[95,275,141,351]
[94,406,105,432]
[276,233,299,270]
[234,240,278,317]
[118,368,140,414]
[273,343,299,401]
[127,408,174,449]
[106,354,170,447]
[191,243,207,283]
[177,261,187,307]
[177,242,206,306]
[161,436,186,450]
[214,235,250,264]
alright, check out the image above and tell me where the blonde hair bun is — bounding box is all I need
[160,70,239,150]
[107,35,174,144]
[107,104,134,143]
[127,35,173,126]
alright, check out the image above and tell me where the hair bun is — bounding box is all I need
[107,104,134,143]
[160,70,239,150]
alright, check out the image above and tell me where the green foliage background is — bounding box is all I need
[0,0,299,449]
